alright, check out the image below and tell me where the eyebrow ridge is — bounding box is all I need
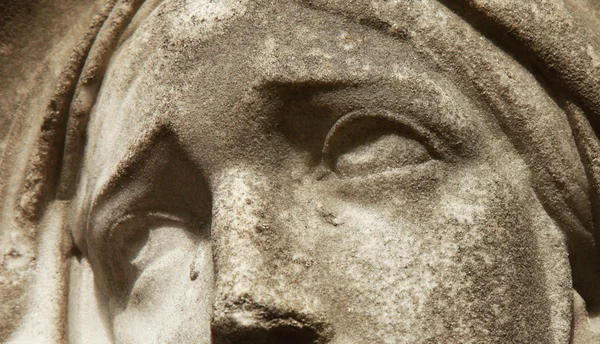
[90,117,175,211]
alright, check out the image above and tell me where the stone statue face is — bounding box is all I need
[63,1,581,342]
[6,0,600,343]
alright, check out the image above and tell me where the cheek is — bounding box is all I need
[307,167,557,342]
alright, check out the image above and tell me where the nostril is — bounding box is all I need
[212,321,322,344]
[267,324,321,344]
[211,299,333,344]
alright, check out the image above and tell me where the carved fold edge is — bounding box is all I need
[15,0,147,225]
[449,0,600,134]
[14,0,117,225]
[57,0,148,200]
[564,102,600,256]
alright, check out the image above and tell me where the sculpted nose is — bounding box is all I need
[209,169,332,344]
[211,299,328,344]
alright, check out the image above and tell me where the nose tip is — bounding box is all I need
[211,297,333,344]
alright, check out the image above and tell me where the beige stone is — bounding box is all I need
[1,0,600,343]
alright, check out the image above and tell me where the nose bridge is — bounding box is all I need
[209,168,333,343]
[211,168,270,300]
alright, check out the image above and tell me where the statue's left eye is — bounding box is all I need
[322,110,437,177]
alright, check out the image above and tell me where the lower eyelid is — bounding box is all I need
[326,159,443,191]
[334,134,430,174]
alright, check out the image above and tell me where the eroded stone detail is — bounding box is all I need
[1,0,600,343]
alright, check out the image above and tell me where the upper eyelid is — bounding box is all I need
[106,211,198,244]
[321,109,445,168]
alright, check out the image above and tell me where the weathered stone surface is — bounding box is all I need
[1,1,600,343]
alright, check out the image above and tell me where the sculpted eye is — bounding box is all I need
[322,110,436,177]
[107,213,205,297]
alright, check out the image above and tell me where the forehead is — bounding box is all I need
[84,0,467,182]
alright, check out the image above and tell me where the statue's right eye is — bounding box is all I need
[322,110,440,177]
[106,212,206,299]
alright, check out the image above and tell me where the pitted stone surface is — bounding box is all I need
[1,0,600,343]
